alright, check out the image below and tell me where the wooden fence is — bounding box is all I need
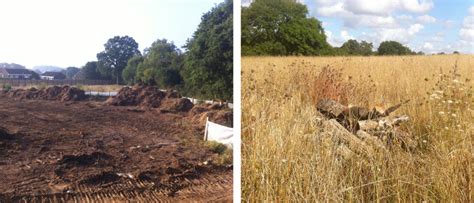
[0,79,114,87]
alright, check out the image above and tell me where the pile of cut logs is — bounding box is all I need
[316,99,416,150]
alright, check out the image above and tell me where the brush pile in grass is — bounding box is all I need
[316,98,416,153]
[242,55,473,202]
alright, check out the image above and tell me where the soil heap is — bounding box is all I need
[106,86,195,112]
[190,103,233,129]
[3,86,86,102]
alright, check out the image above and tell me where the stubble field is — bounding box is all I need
[242,55,473,202]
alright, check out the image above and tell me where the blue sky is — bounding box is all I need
[0,0,224,68]
[243,0,474,54]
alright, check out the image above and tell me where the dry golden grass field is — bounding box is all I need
[242,55,473,202]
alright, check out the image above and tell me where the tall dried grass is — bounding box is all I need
[242,55,473,202]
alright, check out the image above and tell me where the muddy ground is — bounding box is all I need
[0,96,232,202]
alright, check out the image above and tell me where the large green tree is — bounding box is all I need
[242,0,330,55]
[135,39,183,88]
[340,39,374,56]
[183,0,233,100]
[81,61,105,80]
[64,67,80,79]
[122,56,144,85]
[377,41,413,55]
[97,36,141,84]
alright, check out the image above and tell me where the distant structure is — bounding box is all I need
[41,72,66,80]
[0,68,33,79]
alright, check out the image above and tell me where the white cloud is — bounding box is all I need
[312,0,439,52]
[430,33,444,42]
[325,29,356,47]
[315,0,433,17]
[314,0,434,30]
[345,15,398,28]
[399,0,434,13]
[325,30,338,46]
[358,24,424,48]
[345,0,399,16]
[423,42,433,50]
[459,29,474,41]
[397,15,413,21]
[459,6,474,42]
[408,24,424,35]
[316,2,347,16]
[325,30,343,46]
[416,15,436,23]
[341,30,354,40]
[442,20,456,28]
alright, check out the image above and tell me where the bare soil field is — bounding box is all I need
[0,87,232,202]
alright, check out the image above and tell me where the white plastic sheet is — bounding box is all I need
[204,118,233,149]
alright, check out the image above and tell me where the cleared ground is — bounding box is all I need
[0,96,232,202]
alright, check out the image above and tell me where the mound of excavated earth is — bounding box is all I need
[2,86,86,102]
[106,86,195,113]
[190,103,233,129]
[106,86,167,108]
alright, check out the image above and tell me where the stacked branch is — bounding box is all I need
[316,99,415,151]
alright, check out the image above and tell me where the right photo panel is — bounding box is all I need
[241,0,473,202]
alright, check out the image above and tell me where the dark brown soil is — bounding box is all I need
[0,96,232,202]
[106,86,167,108]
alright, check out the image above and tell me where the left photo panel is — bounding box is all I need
[0,0,233,202]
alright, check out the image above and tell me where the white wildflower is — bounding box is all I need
[438,111,445,115]
[447,100,453,104]
[422,140,427,143]
[451,113,457,117]
[453,79,460,83]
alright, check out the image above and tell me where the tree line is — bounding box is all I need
[242,0,457,56]
[77,0,232,100]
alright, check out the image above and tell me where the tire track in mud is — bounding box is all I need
[4,173,232,202]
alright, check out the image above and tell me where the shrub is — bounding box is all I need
[2,84,12,91]
[205,141,232,165]
[205,141,228,154]
[310,66,354,105]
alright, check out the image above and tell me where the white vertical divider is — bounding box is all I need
[233,0,242,202]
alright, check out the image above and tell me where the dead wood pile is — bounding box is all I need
[316,99,416,153]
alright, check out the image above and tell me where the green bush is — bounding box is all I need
[205,141,228,154]
[2,84,12,91]
[205,141,233,165]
